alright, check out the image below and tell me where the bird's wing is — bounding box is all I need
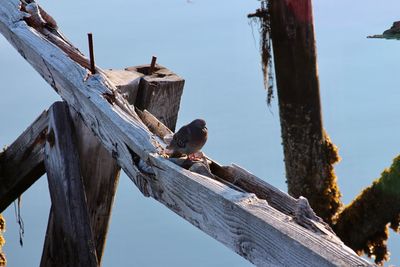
[173,125,191,148]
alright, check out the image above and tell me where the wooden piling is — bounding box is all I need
[41,107,121,266]
[126,64,185,131]
[269,0,341,223]
[41,102,98,267]
[71,109,121,263]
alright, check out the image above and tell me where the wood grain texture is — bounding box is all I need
[0,2,373,266]
[71,109,121,264]
[42,102,98,267]
[0,0,157,164]
[0,110,47,212]
[147,154,371,267]
[41,108,121,266]
[270,0,342,223]
[136,109,173,138]
[103,69,143,105]
[126,64,184,131]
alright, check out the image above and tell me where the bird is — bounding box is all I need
[166,119,208,160]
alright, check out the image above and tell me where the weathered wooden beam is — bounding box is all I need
[41,108,121,266]
[138,109,340,237]
[270,0,342,224]
[126,64,185,131]
[0,110,47,212]
[71,109,121,263]
[0,2,373,266]
[0,0,156,163]
[147,154,370,266]
[42,102,98,267]
[137,108,298,215]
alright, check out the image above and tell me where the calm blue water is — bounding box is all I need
[1,0,399,266]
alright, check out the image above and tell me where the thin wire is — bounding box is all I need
[13,196,24,247]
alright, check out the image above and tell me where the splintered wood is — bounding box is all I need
[0,0,374,266]
[43,102,98,267]
[0,111,47,212]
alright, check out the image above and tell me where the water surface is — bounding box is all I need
[1,0,399,266]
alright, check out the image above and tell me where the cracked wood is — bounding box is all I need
[42,102,98,267]
[0,110,47,212]
[0,1,374,266]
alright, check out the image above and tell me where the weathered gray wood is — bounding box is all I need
[42,102,98,267]
[42,108,121,266]
[137,110,299,215]
[136,109,173,138]
[147,154,370,267]
[0,2,373,266]
[71,109,121,264]
[0,110,47,212]
[126,64,185,131]
[0,0,161,200]
[0,0,157,163]
[103,69,143,105]
[134,110,370,266]
[216,163,297,216]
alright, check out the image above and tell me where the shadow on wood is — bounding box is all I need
[41,102,98,267]
[0,111,48,212]
[0,1,374,266]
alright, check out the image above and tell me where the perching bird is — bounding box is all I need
[166,119,208,160]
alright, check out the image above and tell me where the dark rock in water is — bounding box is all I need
[368,21,400,40]
[383,21,400,35]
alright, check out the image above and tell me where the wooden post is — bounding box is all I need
[41,102,98,267]
[0,111,48,212]
[0,2,374,264]
[126,64,185,131]
[103,69,143,105]
[270,0,341,223]
[41,106,120,266]
[71,109,121,263]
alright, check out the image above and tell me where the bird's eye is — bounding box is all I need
[177,139,185,148]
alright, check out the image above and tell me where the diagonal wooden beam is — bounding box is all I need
[41,108,121,266]
[70,109,121,264]
[0,1,373,266]
[0,0,156,162]
[0,110,47,212]
[42,102,98,267]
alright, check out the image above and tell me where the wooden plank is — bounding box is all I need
[0,0,169,196]
[41,108,120,266]
[0,0,157,164]
[0,2,373,266]
[71,109,121,264]
[41,102,98,267]
[136,109,173,138]
[137,110,302,216]
[147,154,371,267]
[0,110,47,212]
[126,64,185,131]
